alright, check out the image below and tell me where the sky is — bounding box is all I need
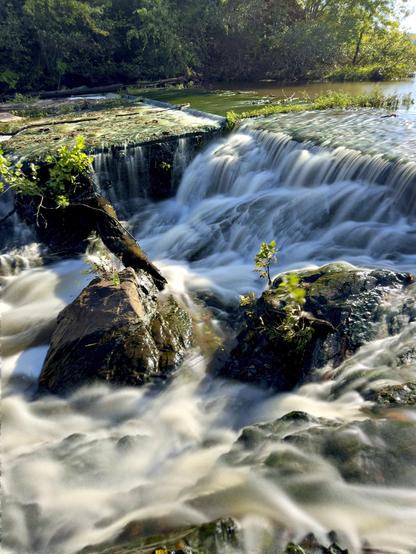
[403,0,416,32]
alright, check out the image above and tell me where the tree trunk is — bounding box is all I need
[352,27,365,65]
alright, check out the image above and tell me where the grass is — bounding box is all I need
[226,90,414,128]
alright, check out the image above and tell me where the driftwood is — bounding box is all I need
[14,171,167,291]
[91,195,167,291]
[136,76,189,88]
[1,76,190,103]
[38,84,126,99]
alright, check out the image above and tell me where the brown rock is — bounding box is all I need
[38,268,192,394]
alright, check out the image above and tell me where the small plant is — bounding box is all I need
[240,291,257,307]
[239,241,314,352]
[0,151,40,197]
[1,136,92,208]
[86,249,122,287]
[159,161,171,171]
[45,135,93,204]
[254,239,278,286]
[276,273,306,308]
[274,273,312,349]
[225,110,239,130]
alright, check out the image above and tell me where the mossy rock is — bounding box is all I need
[3,102,224,160]
[219,262,414,391]
[81,518,239,554]
[39,268,192,394]
[364,382,416,407]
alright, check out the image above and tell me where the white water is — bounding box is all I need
[2,118,416,553]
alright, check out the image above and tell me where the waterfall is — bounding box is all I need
[94,145,149,208]
[2,114,416,554]
[132,126,415,305]
[93,136,196,216]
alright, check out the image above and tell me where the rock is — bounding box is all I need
[225,410,416,487]
[38,268,192,394]
[220,262,414,391]
[16,168,167,290]
[364,382,416,407]
[83,516,349,554]
[286,532,348,554]
[81,518,239,554]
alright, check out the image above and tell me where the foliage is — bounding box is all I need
[0,0,415,94]
[0,150,40,196]
[270,272,311,350]
[0,135,92,209]
[226,90,411,124]
[45,136,93,205]
[276,273,306,308]
[86,249,121,287]
[225,111,239,131]
[254,240,278,286]
[159,161,172,171]
[241,242,315,351]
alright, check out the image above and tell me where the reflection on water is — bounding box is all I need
[145,77,416,115]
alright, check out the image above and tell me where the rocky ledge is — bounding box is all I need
[39,268,192,395]
[220,262,415,391]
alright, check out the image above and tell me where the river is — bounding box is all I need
[2,108,416,553]
[144,77,416,116]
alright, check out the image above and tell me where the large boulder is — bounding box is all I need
[220,262,415,391]
[38,268,192,394]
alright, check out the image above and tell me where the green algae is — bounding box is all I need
[2,101,223,160]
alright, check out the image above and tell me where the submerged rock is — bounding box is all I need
[225,410,416,487]
[83,516,348,554]
[82,518,238,554]
[364,382,416,407]
[38,268,192,394]
[220,262,414,391]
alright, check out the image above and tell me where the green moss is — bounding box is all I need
[226,90,410,125]
[3,101,223,160]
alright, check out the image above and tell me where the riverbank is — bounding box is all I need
[130,77,416,116]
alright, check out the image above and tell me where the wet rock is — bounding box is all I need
[38,268,192,394]
[16,169,167,290]
[82,517,239,554]
[364,382,416,407]
[220,262,414,391]
[84,517,349,554]
[286,532,348,554]
[226,410,416,487]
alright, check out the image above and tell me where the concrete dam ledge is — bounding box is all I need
[1,98,227,160]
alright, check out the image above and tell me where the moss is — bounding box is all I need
[3,101,224,160]
[227,90,408,125]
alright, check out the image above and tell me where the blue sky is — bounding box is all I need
[403,0,416,31]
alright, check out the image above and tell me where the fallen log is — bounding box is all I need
[15,173,167,290]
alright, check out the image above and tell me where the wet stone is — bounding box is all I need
[219,262,415,392]
[38,268,192,395]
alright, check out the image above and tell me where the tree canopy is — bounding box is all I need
[0,0,415,93]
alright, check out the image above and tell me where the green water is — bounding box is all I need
[142,78,416,116]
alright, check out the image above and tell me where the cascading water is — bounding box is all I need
[2,114,416,554]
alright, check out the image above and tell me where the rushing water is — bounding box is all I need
[2,111,416,554]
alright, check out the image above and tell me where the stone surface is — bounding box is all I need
[82,518,238,554]
[224,410,416,487]
[38,268,192,394]
[83,517,350,554]
[2,101,224,159]
[220,262,415,391]
[364,382,416,407]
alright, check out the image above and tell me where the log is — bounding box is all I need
[91,195,167,291]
